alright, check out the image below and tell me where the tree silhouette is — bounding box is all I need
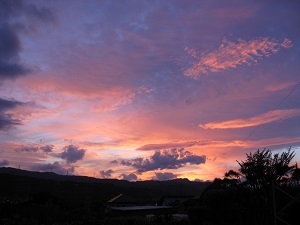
[199,148,299,225]
[291,162,300,188]
[237,148,295,191]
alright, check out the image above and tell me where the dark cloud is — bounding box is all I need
[100,169,113,178]
[0,0,55,23]
[154,172,178,181]
[120,173,137,181]
[0,25,20,58]
[110,160,118,164]
[16,144,54,153]
[0,114,20,130]
[40,145,55,153]
[0,98,22,130]
[31,161,74,175]
[0,159,9,166]
[121,148,206,173]
[0,24,29,79]
[17,145,39,152]
[0,0,22,20]
[0,0,55,79]
[0,59,29,78]
[0,98,22,109]
[59,145,86,164]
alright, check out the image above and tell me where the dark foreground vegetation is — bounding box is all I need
[190,148,300,225]
[1,148,299,225]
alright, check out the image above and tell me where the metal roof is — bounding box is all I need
[110,206,172,211]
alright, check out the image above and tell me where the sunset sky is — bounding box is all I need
[1,0,300,181]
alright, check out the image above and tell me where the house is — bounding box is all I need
[106,194,195,217]
[108,205,173,217]
[106,193,152,207]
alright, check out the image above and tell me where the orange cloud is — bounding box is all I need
[199,109,300,129]
[184,37,293,78]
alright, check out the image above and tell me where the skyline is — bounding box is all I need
[0,0,300,181]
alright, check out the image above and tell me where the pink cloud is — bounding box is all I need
[184,37,293,78]
[265,82,296,92]
[91,89,136,112]
[199,109,300,129]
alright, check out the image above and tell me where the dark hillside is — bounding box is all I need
[0,167,210,202]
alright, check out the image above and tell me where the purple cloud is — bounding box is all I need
[16,144,54,153]
[0,24,29,79]
[120,173,137,181]
[0,98,22,130]
[0,0,55,79]
[121,148,206,173]
[0,0,55,22]
[0,159,9,166]
[154,172,178,181]
[59,145,86,164]
[40,145,55,153]
[100,169,113,178]
[110,160,118,164]
[31,161,74,175]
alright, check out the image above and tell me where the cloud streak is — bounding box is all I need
[184,37,293,78]
[16,144,54,153]
[199,109,300,129]
[137,141,209,151]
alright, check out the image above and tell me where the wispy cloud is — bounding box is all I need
[137,140,209,151]
[265,82,296,92]
[91,90,136,112]
[184,37,293,78]
[199,109,300,129]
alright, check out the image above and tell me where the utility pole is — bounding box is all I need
[272,181,277,225]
